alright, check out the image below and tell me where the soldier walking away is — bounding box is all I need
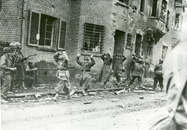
[76,54,95,96]
[52,51,74,100]
[14,42,27,90]
[153,59,164,91]
[98,53,113,88]
[112,54,126,86]
[127,57,144,92]
[0,43,17,103]
[25,61,38,88]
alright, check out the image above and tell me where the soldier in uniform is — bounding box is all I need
[76,54,95,96]
[0,43,17,103]
[53,51,74,100]
[153,59,164,91]
[98,53,113,88]
[129,53,139,68]
[25,61,38,88]
[14,42,27,90]
[127,57,144,92]
[112,54,126,85]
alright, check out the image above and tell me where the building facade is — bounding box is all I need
[0,0,185,84]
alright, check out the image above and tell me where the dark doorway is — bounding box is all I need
[135,34,142,56]
[113,30,125,55]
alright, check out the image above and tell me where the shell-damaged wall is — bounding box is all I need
[76,0,152,79]
[0,0,184,84]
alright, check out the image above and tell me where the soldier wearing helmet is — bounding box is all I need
[13,42,27,90]
[52,51,75,100]
[153,58,164,91]
[76,54,95,96]
[127,56,145,92]
[2,47,11,54]
[0,42,17,103]
[25,60,38,88]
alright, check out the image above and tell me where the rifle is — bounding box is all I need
[149,62,155,67]
[19,54,37,61]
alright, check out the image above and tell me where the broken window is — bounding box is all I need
[151,0,158,17]
[140,0,145,12]
[161,45,168,59]
[82,23,105,53]
[160,0,167,20]
[175,13,180,28]
[126,33,132,50]
[118,0,129,5]
[28,11,67,50]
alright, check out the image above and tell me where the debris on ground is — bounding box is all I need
[35,93,42,98]
[88,92,97,96]
[84,101,93,104]
[116,104,125,108]
[111,99,119,102]
[115,89,126,95]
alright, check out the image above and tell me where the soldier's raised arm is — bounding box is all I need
[90,55,95,67]
[76,54,83,66]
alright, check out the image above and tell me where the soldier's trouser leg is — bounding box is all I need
[137,76,142,88]
[17,66,26,89]
[153,77,159,91]
[158,77,164,91]
[1,74,12,96]
[115,72,121,83]
[128,76,136,87]
[63,80,70,94]
[83,77,91,91]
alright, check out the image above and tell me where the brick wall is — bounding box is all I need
[0,0,21,42]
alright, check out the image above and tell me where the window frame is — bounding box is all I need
[28,10,41,47]
[175,13,180,29]
[38,15,55,48]
[58,20,67,50]
[82,23,105,54]
[28,10,67,51]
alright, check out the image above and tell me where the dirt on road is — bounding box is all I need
[1,91,166,130]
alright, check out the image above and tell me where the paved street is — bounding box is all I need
[1,91,166,130]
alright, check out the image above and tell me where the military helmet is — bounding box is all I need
[3,47,11,54]
[84,56,89,61]
[14,42,21,47]
[9,42,16,48]
[159,58,163,63]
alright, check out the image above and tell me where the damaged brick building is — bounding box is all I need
[0,0,185,84]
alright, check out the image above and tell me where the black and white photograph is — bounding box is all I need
[0,0,187,129]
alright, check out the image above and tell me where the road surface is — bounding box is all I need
[1,91,166,130]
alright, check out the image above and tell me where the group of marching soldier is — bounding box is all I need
[1,44,164,102]
[0,42,37,103]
